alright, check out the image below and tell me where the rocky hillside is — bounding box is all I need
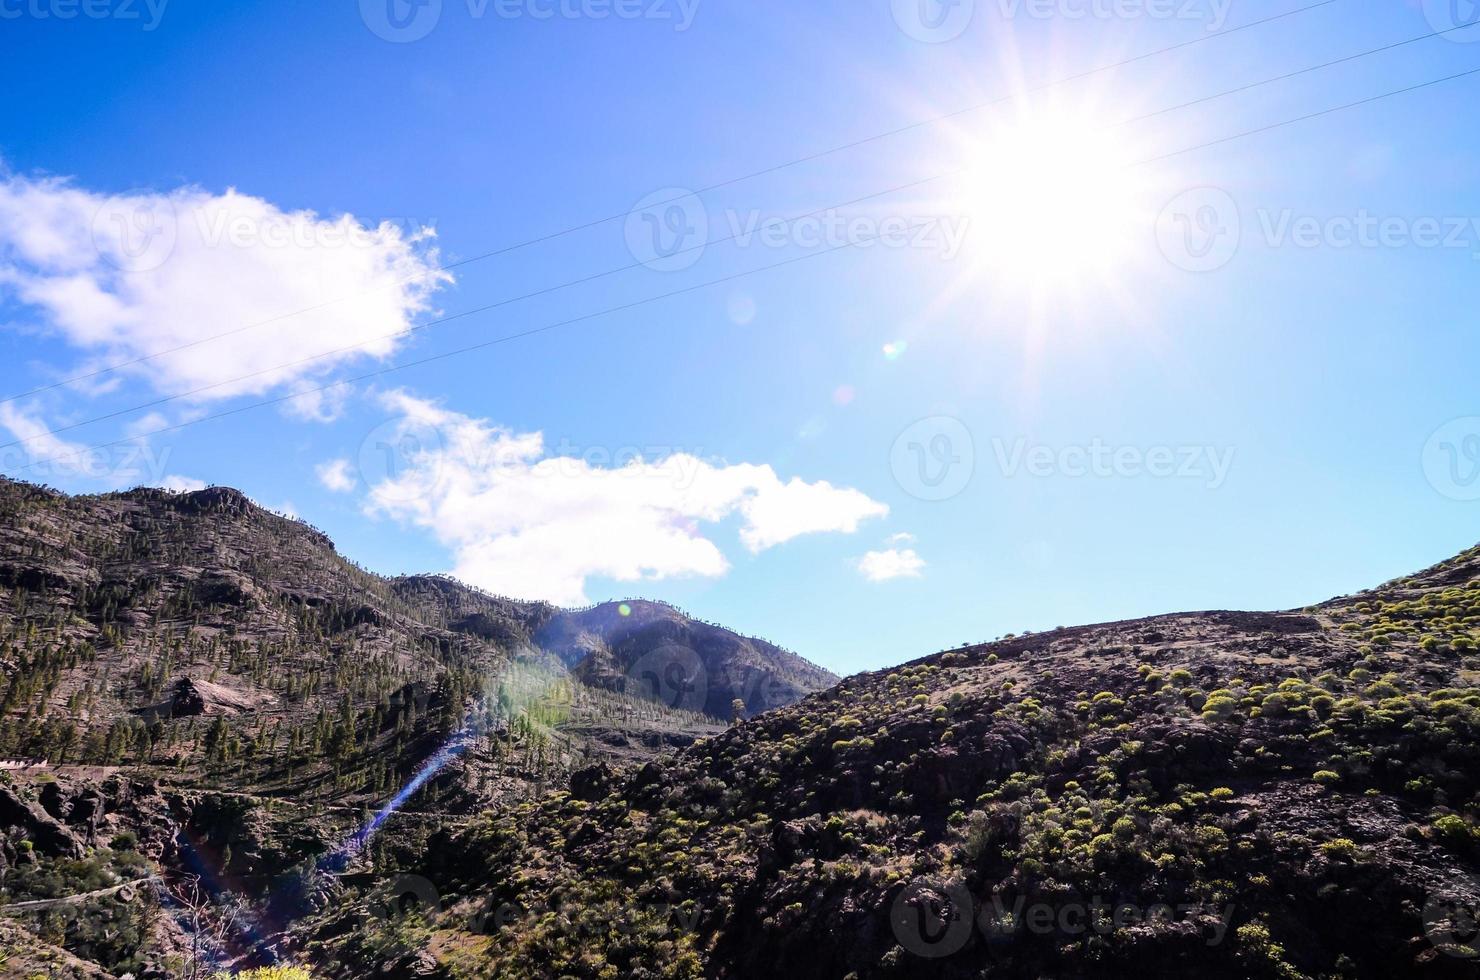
[390,575,836,721]
[299,544,1480,979]
[4,478,1479,978]
[0,476,834,834]
[0,475,836,977]
[535,599,837,721]
[0,476,832,783]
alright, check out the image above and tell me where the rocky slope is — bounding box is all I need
[4,475,1479,978]
[0,475,837,976]
[302,544,1480,979]
[536,599,837,721]
[0,476,832,780]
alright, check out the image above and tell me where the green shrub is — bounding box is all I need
[1434,815,1476,851]
[1201,696,1238,723]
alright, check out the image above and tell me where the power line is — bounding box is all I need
[0,20,1470,457]
[1139,65,1480,165]
[13,237,884,475]
[0,0,1339,408]
[12,59,1480,477]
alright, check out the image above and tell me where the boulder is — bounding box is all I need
[0,784,85,859]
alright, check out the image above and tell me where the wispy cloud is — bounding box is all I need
[361,390,888,605]
[0,402,94,477]
[0,401,173,486]
[315,457,357,493]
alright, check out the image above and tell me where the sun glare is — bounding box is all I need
[953,105,1151,290]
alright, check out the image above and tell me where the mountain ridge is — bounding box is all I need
[0,475,836,807]
[302,541,1480,979]
[3,476,1479,978]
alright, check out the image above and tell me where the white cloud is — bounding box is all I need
[857,546,926,582]
[362,390,888,605]
[282,381,353,423]
[158,474,207,493]
[738,476,886,552]
[0,402,92,477]
[124,412,170,438]
[316,457,357,493]
[0,401,170,486]
[0,173,451,409]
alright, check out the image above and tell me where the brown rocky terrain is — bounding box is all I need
[0,475,832,783]
[0,475,836,976]
[2,473,1478,978]
[298,544,1480,979]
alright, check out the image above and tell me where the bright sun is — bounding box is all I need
[952,104,1151,290]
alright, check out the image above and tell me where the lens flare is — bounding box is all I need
[326,734,471,870]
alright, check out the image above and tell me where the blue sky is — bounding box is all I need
[1,0,1478,674]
